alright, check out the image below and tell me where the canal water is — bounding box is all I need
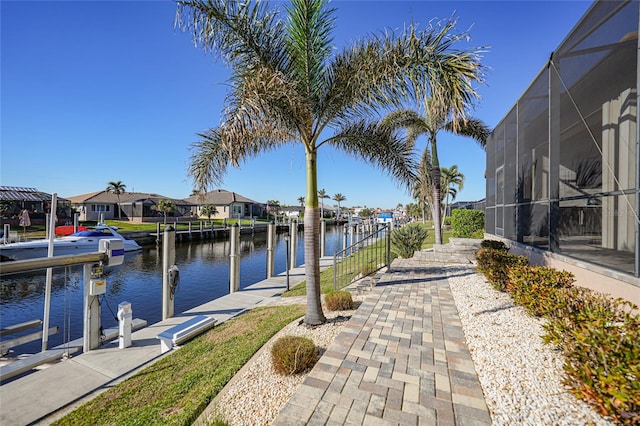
[0,224,346,357]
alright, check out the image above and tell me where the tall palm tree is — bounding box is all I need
[384,111,489,244]
[177,0,477,324]
[266,199,279,221]
[412,148,433,224]
[200,204,218,220]
[153,199,177,225]
[297,196,305,207]
[332,193,346,218]
[106,181,126,220]
[318,188,329,219]
[441,164,464,220]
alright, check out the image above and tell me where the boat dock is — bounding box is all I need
[0,257,333,425]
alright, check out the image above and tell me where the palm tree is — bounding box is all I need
[266,199,279,221]
[412,148,434,223]
[318,188,329,219]
[153,199,177,225]
[177,0,477,324]
[332,193,346,219]
[297,196,305,207]
[441,165,464,220]
[106,181,126,220]
[200,204,218,220]
[381,21,489,244]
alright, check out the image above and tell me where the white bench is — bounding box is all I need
[156,315,217,354]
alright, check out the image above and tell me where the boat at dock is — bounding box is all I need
[0,224,141,262]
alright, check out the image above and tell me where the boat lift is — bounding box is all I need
[0,239,126,381]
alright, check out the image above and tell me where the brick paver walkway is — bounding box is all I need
[273,258,492,426]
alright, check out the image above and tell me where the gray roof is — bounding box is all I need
[67,191,194,206]
[0,186,69,202]
[186,189,261,206]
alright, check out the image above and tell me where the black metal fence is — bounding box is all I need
[332,221,391,290]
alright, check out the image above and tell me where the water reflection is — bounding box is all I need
[0,225,344,356]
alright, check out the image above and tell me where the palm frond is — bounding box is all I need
[188,128,231,192]
[286,0,335,102]
[326,120,418,189]
[175,0,288,75]
[444,117,491,149]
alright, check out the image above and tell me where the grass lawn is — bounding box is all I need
[284,222,457,297]
[53,305,305,426]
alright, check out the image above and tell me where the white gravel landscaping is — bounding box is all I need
[204,266,612,426]
[446,265,612,426]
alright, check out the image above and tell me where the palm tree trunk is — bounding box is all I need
[430,135,443,245]
[304,150,326,325]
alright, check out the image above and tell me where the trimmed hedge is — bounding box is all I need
[476,248,640,424]
[480,239,508,251]
[475,247,528,291]
[451,209,484,238]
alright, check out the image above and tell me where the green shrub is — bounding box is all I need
[442,216,452,226]
[451,209,484,238]
[325,290,354,311]
[271,336,317,375]
[391,223,428,258]
[506,265,574,317]
[480,239,508,251]
[475,248,528,291]
[541,289,640,424]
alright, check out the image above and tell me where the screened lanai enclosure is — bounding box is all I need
[485,0,640,278]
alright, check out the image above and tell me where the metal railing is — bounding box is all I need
[333,222,391,290]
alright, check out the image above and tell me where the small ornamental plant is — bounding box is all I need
[390,223,428,258]
[506,265,574,317]
[271,336,317,375]
[325,290,354,311]
[475,248,528,291]
[480,239,508,251]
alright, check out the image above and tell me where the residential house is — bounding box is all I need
[484,1,639,305]
[185,189,265,220]
[67,191,195,223]
[0,186,71,224]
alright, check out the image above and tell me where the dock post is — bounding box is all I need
[229,223,240,293]
[162,226,176,320]
[266,222,276,278]
[83,262,102,352]
[289,221,297,269]
[74,213,79,233]
[3,224,9,244]
[320,220,326,257]
[349,224,354,255]
[156,222,161,244]
[343,224,348,252]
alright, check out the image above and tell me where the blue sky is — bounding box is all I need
[1,0,592,209]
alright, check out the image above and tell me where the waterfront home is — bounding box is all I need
[484,0,639,306]
[0,186,72,225]
[67,191,194,223]
[185,189,265,220]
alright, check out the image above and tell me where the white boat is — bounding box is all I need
[0,224,141,262]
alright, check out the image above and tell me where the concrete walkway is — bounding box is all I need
[273,257,491,426]
[0,257,333,426]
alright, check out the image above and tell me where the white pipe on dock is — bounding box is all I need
[42,193,57,351]
[266,222,275,278]
[229,224,240,293]
[162,226,176,320]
